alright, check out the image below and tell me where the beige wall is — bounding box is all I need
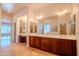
[74,4,79,56]
[1,12,13,20]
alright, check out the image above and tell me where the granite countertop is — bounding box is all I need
[29,33,76,40]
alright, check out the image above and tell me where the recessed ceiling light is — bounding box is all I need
[2,3,14,13]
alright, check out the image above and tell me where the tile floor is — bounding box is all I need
[0,43,57,56]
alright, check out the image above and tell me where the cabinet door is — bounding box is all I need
[34,36,41,48]
[62,39,77,56]
[50,38,62,55]
[41,37,50,52]
[29,36,35,47]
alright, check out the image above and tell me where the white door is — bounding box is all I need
[0,19,12,48]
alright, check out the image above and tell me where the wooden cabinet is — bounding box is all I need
[29,36,77,56]
[40,37,50,52]
[34,36,41,48]
[29,36,35,47]
[62,39,77,56]
[29,36,41,48]
[19,35,27,43]
[50,39,77,56]
[50,38,62,55]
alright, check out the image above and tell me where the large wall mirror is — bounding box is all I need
[29,4,76,35]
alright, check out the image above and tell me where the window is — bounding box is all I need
[44,24,51,33]
[0,18,12,47]
[1,25,11,34]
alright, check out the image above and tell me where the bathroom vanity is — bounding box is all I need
[29,34,77,56]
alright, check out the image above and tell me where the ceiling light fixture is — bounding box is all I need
[56,9,70,16]
[36,15,44,20]
[2,3,14,13]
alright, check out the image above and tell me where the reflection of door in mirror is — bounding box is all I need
[60,24,67,35]
[30,22,37,33]
[69,15,75,35]
[19,19,26,34]
[34,23,37,33]
[14,23,16,42]
[70,24,75,35]
[30,22,34,33]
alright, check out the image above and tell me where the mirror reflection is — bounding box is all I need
[30,5,76,35]
[30,21,37,33]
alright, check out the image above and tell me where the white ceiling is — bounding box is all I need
[0,3,74,17]
[0,3,28,15]
[0,3,51,15]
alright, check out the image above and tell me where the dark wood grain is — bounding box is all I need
[62,39,77,56]
[34,36,41,48]
[29,36,35,47]
[29,36,77,56]
[50,38,62,55]
[40,37,50,52]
